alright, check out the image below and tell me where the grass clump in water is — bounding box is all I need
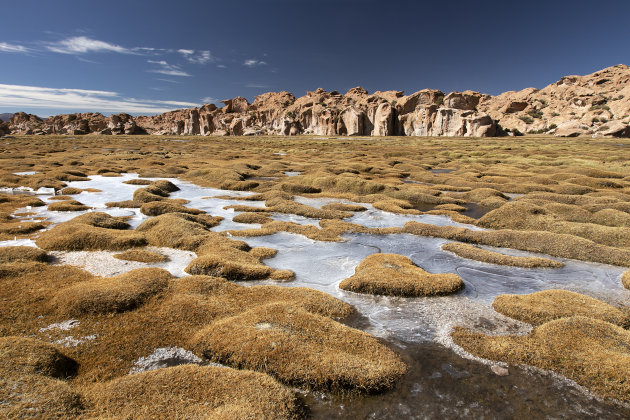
[339,253,464,297]
[47,199,90,212]
[442,242,564,268]
[190,303,407,392]
[492,289,630,327]
[622,270,630,290]
[37,212,146,251]
[139,201,203,216]
[452,316,630,403]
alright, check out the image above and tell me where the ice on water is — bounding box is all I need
[5,174,629,345]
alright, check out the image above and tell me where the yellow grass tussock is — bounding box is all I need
[451,316,630,403]
[139,201,204,216]
[339,253,464,297]
[52,268,172,316]
[442,242,564,268]
[113,249,169,263]
[190,303,406,392]
[84,365,304,420]
[47,199,90,211]
[232,211,274,224]
[492,290,630,327]
[0,246,49,263]
[0,336,78,379]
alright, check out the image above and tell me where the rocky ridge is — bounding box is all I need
[3,64,630,138]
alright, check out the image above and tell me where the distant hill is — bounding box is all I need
[0,113,13,122]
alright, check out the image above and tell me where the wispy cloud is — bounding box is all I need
[155,78,182,84]
[178,49,213,64]
[0,83,199,114]
[46,36,131,54]
[147,60,191,77]
[244,83,271,89]
[217,64,227,69]
[244,59,267,67]
[201,96,218,104]
[0,42,30,53]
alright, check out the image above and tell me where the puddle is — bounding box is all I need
[284,171,301,177]
[462,202,491,219]
[304,339,630,419]
[430,168,456,174]
[13,171,39,176]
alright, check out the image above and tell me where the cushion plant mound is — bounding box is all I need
[113,249,169,263]
[36,222,146,251]
[190,303,406,392]
[232,211,274,224]
[136,212,223,250]
[139,201,204,216]
[442,242,564,268]
[69,212,131,229]
[85,365,303,420]
[0,246,49,263]
[451,316,630,403]
[492,289,630,327]
[0,374,84,419]
[0,336,78,379]
[623,270,630,290]
[52,268,172,316]
[168,275,354,321]
[339,253,464,297]
[47,199,90,212]
[123,179,153,186]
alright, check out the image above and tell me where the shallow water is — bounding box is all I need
[5,174,630,416]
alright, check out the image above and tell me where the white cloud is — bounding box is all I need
[147,60,191,77]
[0,42,30,53]
[0,83,199,114]
[217,64,227,69]
[178,49,213,64]
[46,36,131,54]
[201,96,218,104]
[244,59,267,67]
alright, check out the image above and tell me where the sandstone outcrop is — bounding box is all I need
[4,65,629,138]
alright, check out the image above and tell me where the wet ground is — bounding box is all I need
[4,173,630,418]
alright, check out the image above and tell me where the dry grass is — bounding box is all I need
[0,336,78,378]
[47,199,90,211]
[136,212,223,250]
[123,179,152,185]
[140,201,204,216]
[442,242,564,268]
[0,374,85,419]
[451,316,630,402]
[0,246,49,263]
[37,212,146,251]
[623,270,630,290]
[84,365,304,420]
[52,268,172,316]
[339,253,464,297]
[113,249,168,263]
[321,202,367,212]
[190,303,406,392]
[232,211,274,224]
[402,221,630,267]
[492,289,630,327]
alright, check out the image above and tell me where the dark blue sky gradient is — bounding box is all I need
[1,0,629,115]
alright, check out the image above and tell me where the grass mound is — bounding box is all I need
[321,202,367,212]
[451,316,630,402]
[339,253,464,297]
[232,211,273,224]
[48,199,90,211]
[442,242,564,268]
[0,336,78,379]
[190,303,406,392]
[492,289,630,327]
[140,201,204,216]
[0,246,49,263]
[123,179,152,185]
[85,365,303,420]
[52,268,172,316]
[37,212,146,251]
[136,212,223,249]
[623,270,630,290]
[113,249,168,263]
[0,374,84,419]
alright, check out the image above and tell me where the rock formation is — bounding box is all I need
[3,64,629,138]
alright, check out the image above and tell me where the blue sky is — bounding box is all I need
[1,0,629,116]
